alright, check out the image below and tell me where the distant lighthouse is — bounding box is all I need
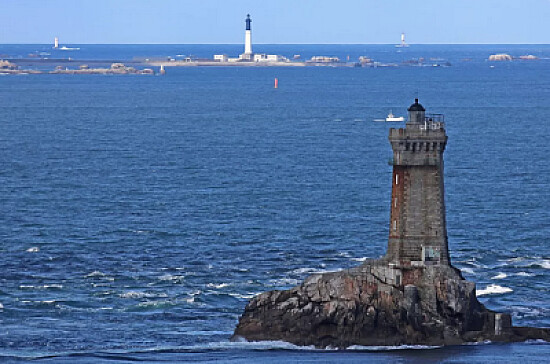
[54,37,59,49]
[244,14,252,55]
[396,32,409,48]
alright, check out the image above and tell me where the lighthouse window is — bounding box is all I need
[422,246,441,262]
[395,174,399,185]
[394,197,398,208]
[393,220,397,231]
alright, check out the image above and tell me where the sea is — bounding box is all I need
[0,44,549,363]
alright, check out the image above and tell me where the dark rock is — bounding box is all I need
[233,260,549,348]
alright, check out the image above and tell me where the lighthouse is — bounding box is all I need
[244,14,253,55]
[387,99,450,266]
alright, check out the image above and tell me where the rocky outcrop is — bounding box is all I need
[488,54,513,61]
[233,259,549,348]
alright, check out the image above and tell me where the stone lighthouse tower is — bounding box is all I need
[387,99,450,266]
[244,14,253,56]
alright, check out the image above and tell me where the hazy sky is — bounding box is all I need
[1,0,549,44]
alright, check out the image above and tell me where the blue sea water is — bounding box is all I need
[0,44,549,363]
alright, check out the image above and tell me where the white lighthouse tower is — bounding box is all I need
[396,32,409,48]
[244,14,253,58]
[54,37,59,49]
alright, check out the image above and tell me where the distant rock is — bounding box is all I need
[488,54,513,61]
[519,55,539,60]
[0,60,18,70]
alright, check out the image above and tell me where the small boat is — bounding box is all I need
[385,110,405,122]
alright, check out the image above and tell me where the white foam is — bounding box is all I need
[85,271,106,278]
[347,344,441,351]
[200,340,316,351]
[491,273,507,280]
[0,302,3,310]
[268,277,300,287]
[227,293,257,300]
[477,284,513,296]
[43,284,63,289]
[516,272,535,277]
[26,247,40,253]
[184,290,202,303]
[158,274,185,282]
[207,283,230,289]
[351,257,368,262]
[137,300,175,308]
[291,267,334,275]
[502,257,523,262]
[167,340,439,352]
[539,260,550,269]
[461,267,475,275]
[119,291,167,299]
[19,284,63,290]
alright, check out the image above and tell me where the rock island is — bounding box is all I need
[233,99,550,348]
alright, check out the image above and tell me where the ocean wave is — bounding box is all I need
[291,268,334,275]
[182,339,317,351]
[477,284,513,296]
[119,291,168,299]
[206,283,231,289]
[184,290,202,304]
[227,293,257,300]
[350,257,368,262]
[85,271,106,278]
[268,278,300,287]
[491,273,507,280]
[85,271,114,281]
[137,300,176,309]
[491,272,536,280]
[142,340,440,352]
[346,344,441,351]
[460,267,475,275]
[158,274,185,283]
[20,300,58,306]
[19,284,63,290]
[501,257,550,269]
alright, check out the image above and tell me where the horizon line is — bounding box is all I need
[1,42,550,46]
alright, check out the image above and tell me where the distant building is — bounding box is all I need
[308,56,340,63]
[212,14,288,64]
[214,54,228,62]
[253,54,288,63]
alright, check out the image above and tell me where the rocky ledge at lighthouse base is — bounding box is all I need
[232,259,550,348]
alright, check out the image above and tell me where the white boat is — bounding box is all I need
[385,110,405,122]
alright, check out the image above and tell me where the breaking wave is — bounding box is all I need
[477,284,513,296]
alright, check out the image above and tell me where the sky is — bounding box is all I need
[1,0,549,44]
